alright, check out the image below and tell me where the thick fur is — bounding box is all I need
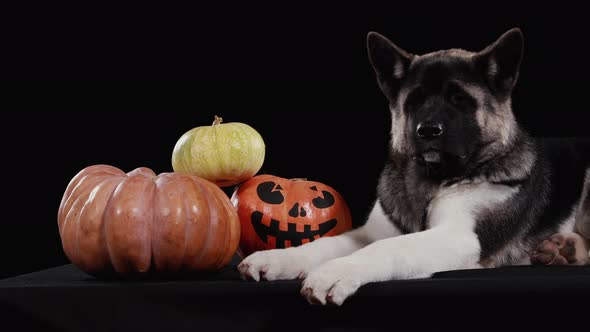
[239,28,590,305]
[576,168,590,238]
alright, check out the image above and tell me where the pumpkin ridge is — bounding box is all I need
[88,177,123,274]
[145,175,158,274]
[62,189,87,266]
[231,123,255,181]
[188,177,215,270]
[179,175,209,270]
[58,165,124,226]
[61,174,116,263]
[103,175,125,274]
[221,190,240,267]
[76,176,123,269]
[203,178,236,269]
[151,174,189,272]
[198,179,228,270]
[59,172,111,234]
[179,178,191,271]
[146,174,159,273]
[211,124,228,183]
[204,178,233,270]
[202,177,237,270]
[76,177,113,273]
[104,174,156,274]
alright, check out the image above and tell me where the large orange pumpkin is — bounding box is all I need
[231,175,352,256]
[57,165,240,277]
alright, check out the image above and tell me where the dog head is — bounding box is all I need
[367,28,524,179]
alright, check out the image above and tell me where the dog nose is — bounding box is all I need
[416,122,444,139]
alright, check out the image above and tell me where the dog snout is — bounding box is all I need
[416,122,444,139]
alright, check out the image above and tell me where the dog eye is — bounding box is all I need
[449,92,469,106]
[405,87,426,111]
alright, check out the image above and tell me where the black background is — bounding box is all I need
[3,3,590,278]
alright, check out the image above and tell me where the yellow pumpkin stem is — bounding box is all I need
[212,115,223,126]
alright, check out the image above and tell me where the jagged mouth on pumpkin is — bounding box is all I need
[251,211,337,248]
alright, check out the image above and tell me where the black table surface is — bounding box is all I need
[1,256,589,331]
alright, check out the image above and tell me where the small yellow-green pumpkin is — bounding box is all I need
[172,116,265,187]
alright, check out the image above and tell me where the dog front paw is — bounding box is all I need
[531,233,589,265]
[238,249,313,281]
[300,258,364,306]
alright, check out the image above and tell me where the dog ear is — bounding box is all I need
[474,28,524,97]
[367,32,413,102]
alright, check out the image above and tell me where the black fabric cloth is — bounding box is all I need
[1,255,589,332]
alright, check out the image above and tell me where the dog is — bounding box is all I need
[238,28,590,305]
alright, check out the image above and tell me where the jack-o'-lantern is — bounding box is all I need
[231,175,352,256]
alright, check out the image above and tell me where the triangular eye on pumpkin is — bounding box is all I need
[312,190,335,209]
[256,181,284,204]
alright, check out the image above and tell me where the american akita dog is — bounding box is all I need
[238,28,590,305]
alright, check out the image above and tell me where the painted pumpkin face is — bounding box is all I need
[231,174,352,256]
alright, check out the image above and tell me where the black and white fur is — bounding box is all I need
[238,28,590,305]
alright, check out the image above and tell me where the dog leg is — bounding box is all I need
[238,200,401,281]
[301,225,481,305]
[575,168,590,239]
[300,181,520,305]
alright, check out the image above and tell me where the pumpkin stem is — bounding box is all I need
[290,178,308,181]
[212,115,223,126]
